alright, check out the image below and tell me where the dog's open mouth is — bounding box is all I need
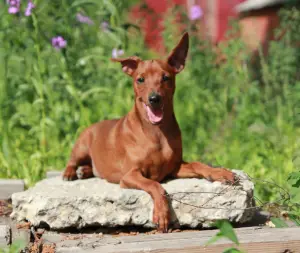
[143,103,164,124]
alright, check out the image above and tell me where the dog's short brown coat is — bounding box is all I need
[63,33,235,232]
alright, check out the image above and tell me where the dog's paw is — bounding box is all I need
[76,166,92,179]
[152,198,170,233]
[206,168,236,184]
[62,167,78,181]
[76,166,85,179]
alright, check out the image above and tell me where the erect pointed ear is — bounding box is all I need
[111,56,141,76]
[167,32,189,74]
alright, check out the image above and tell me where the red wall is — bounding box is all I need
[129,0,246,51]
[130,0,186,53]
[217,0,245,42]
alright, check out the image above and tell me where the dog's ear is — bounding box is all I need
[167,32,189,74]
[111,56,141,76]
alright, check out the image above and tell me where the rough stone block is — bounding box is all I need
[10,170,255,230]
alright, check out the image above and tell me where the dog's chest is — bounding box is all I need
[142,137,180,180]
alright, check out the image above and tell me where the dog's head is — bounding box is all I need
[112,32,189,125]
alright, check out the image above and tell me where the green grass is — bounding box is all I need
[1,0,300,203]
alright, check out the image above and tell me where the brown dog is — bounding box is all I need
[63,32,235,232]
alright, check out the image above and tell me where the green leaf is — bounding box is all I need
[216,220,239,245]
[287,172,300,187]
[71,0,101,8]
[80,87,110,100]
[290,188,300,202]
[289,213,300,226]
[2,239,27,253]
[205,232,224,246]
[270,217,289,228]
[102,0,118,16]
[66,85,78,97]
[223,247,242,253]
[205,220,239,246]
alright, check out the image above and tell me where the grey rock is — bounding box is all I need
[10,170,255,230]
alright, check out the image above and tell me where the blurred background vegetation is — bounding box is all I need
[0,0,300,206]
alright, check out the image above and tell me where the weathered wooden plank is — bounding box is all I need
[0,217,30,246]
[151,241,300,253]
[0,225,11,247]
[0,179,24,199]
[11,227,30,246]
[56,227,300,253]
[116,227,262,243]
[0,216,10,226]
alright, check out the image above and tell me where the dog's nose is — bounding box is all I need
[148,93,162,107]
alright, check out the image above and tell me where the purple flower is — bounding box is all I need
[7,0,21,14]
[76,13,94,25]
[100,21,109,32]
[112,48,124,59]
[189,5,203,21]
[52,36,67,50]
[24,1,35,16]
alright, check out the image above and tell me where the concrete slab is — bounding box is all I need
[46,171,62,179]
[0,179,24,200]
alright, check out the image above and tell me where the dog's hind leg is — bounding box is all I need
[63,128,93,181]
[63,153,92,181]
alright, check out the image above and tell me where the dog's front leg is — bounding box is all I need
[173,161,235,183]
[120,168,170,233]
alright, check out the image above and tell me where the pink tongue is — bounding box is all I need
[146,105,163,123]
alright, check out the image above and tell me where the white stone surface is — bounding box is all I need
[10,170,255,230]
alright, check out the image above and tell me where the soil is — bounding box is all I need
[0,199,13,216]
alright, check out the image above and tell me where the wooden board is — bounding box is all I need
[151,241,300,253]
[0,225,11,247]
[0,217,30,246]
[53,227,300,253]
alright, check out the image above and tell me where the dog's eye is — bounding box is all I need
[137,77,145,84]
[162,74,170,82]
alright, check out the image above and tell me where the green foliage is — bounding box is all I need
[0,0,300,207]
[288,171,300,204]
[206,220,239,246]
[286,170,300,221]
[266,169,300,227]
[270,217,289,228]
[0,0,142,184]
[0,239,26,253]
[223,249,243,253]
[206,220,242,253]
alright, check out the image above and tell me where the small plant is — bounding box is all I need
[0,240,26,253]
[266,160,300,227]
[206,220,243,253]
